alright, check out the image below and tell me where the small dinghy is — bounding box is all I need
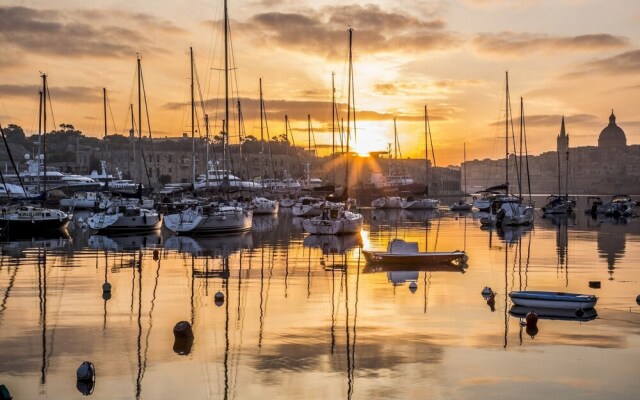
[362,239,468,266]
[509,291,598,310]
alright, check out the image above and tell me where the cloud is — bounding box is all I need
[0,84,101,103]
[239,4,460,59]
[488,113,598,128]
[0,6,185,58]
[564,49,640,78]
[473,32,629,56]
[373,79,484,96]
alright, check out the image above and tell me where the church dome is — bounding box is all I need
[598,111,626,149]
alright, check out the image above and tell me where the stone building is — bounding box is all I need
[464,111,640,195]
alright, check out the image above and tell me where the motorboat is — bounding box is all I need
[302,206,363,235]
[362,239,468,266]
[250,196,279,215]
[163,203,253,235]
[480,195,534,227]
[87,206,161,233]
[193,167,262,191]
[292,196,324,217]
[401,197,440,210]
[60,191,108,210]
[449,199,473,211]
[0,205,70,236]
[472,191,496,211]
[508,291,598,310]
[542,195,575,215]
[372,196,404,209]
[602,194,636,217]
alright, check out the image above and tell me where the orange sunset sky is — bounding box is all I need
[0,0,638,166]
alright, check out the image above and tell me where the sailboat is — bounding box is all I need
[450,143,473,211]
[401,106,439,210]
[480,72,534,227]
[0,74,70,237]
[164,4,252,235]
[303,28,363,236]
[542,117,575,215]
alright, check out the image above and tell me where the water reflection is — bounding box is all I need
[0,210,638,399]
[88,232,162,252]
[597,222,626,277]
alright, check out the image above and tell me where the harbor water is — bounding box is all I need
[0,207,639,399]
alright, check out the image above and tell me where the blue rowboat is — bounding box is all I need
[508,291,598,310]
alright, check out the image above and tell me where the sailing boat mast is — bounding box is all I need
[260,78,265,178]
[332,72,336,184]
[504,71,509,191]
[463,142,467,195]
[223,0,229,179]
[137,55,142,184]
[345,28,353,194]
[190,47,196,186]
[42,73,48,192]
[103,88,108,157]
[424,106,428,194]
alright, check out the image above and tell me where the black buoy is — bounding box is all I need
[214,291,225,307]
[153,249,159,261]
[408,281,418,294]
[173,321,194,356]
[102,282,111,293]
[76,361,96,396]
[636,295,640,306]
[588,281,601,289]
[0,384,12,400]
[173,321,194,340]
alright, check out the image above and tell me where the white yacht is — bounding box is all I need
[163,203,253,235]
[193,164,262,191]
[401,197,440,210]
[292,196,324,217]
[303,205,363,235]
[60,192,108,210]
[371,196,404,209]
[87,206,161,233]
[251,197,279,215]
[480,196,534,227]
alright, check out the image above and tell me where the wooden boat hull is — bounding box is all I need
[363,250,468,266]
[509,291,598,310]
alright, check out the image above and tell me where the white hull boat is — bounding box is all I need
[372,196,404,209]
[292,197,324,217]
[87,207,161,233]
[509,291,598,310]
[163,204,253,235]
[303,207,363,235]
[251,197,279,215]
[60,192,108,210]
[401,197,439,210]
[481,202,534,227]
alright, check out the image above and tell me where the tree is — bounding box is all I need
[2,124,27,144]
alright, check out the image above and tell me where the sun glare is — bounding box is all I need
[349,120,392,157]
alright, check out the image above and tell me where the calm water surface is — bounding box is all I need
[0,207,639,399]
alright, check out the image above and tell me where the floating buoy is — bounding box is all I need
[76,361,96,396]
[588,281,601,289]
[102,282,112,293]
[408,281,418,293]
[0,384,12,400]
[214,291,225,307]
[172,321,194,356]
[153,249,159,261]
[525,311,538,327]
[526,324,538,338]
[173,321,194,340]
[636,295,640,306]
[481,287,493,299]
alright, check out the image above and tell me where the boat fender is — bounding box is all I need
[153,249,159,261]
[76,361,95,382]
[462,254,469,263]
[408,282,418,293]
[575,309,585,318]
[173,321,194,340]
[214,291,225,307]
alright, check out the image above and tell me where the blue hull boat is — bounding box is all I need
[509,291,598,310]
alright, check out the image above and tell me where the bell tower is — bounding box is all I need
[557,116,569,155]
